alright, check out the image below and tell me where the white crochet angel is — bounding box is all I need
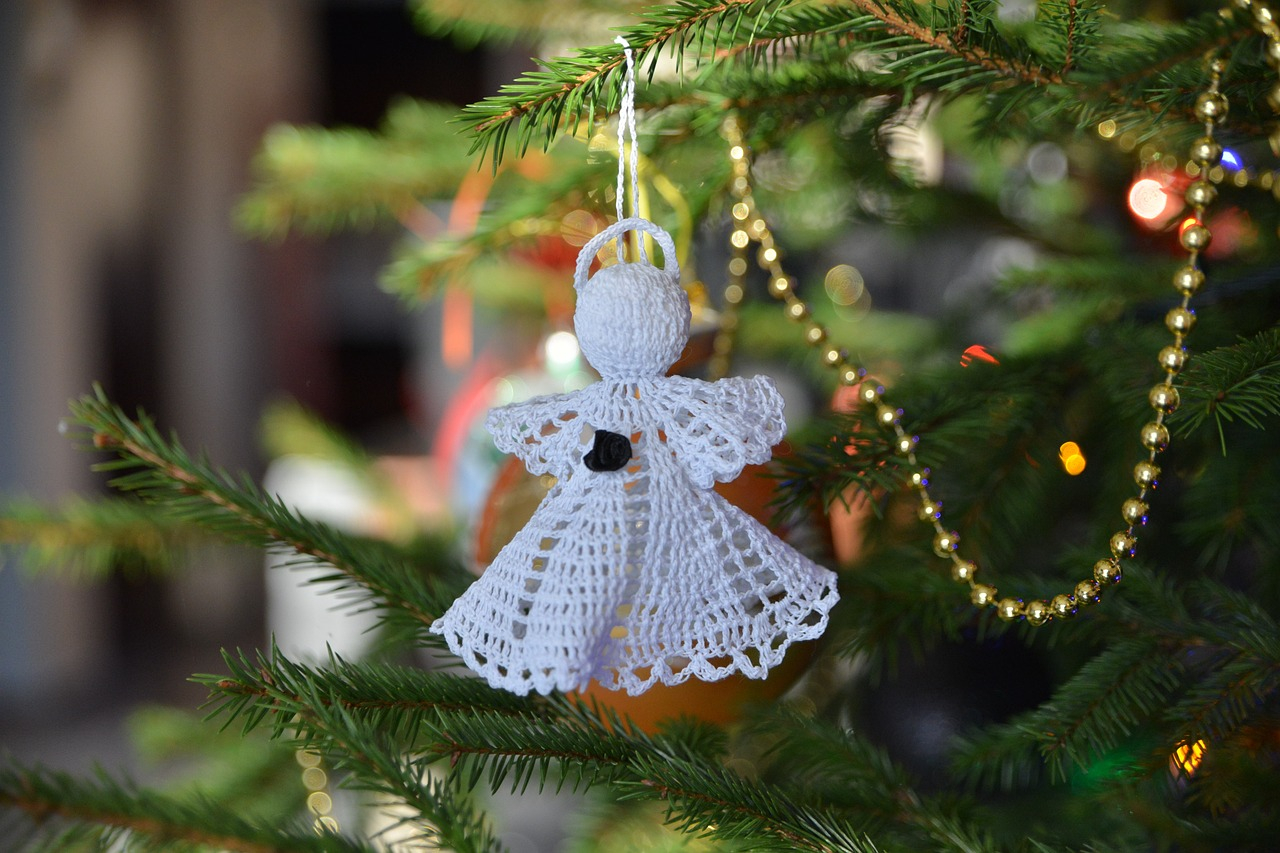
[431,218,839,696]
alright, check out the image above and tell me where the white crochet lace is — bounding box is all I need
[431,218,838,696]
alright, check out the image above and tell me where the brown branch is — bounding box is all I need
[3,795,285,853]
[1063,0,1077,73]
[844,0,1061,87]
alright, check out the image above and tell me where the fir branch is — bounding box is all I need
[205,653,507,853]
[0,496,208,578]
[411,0,647,46]
[202,647,539,745]
[758,709,997,851]
[1170,329,1280,452]
[1005,637,1185,779]
[237,100,474,239]
[67,386,463,638]
[460,0,784,162]
[0,759,374,853]
[624,753,878,852]
[843,0,1059,88]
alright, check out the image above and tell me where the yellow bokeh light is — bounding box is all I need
[1171,739,1207,777]
[824,264,866,306]
[561,209,598,247]
[1058,442,1086,475]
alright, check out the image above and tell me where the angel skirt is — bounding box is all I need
[430,378,839,696]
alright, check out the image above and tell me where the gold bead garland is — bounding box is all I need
[715,3,1277,625]
[296,747,340,834]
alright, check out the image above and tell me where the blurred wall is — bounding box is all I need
[0,0,315,710]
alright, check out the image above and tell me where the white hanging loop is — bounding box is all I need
[573,216,679,292]
[613,35,645,264]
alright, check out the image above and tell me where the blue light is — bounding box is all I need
[1221,148,1242,170]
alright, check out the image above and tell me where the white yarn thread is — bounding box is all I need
[613,35,645,264]
[573,217,678,292]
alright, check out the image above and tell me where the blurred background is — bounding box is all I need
[0,0,524,773]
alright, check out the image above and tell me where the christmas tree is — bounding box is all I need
[5,0,1280,849]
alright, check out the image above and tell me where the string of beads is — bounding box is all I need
[716,1,1276,623]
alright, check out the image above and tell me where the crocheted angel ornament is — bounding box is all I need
[431,218,839,696]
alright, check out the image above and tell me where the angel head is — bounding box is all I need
[574,257,691,379]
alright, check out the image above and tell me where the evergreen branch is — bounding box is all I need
[0,759,374,853]
[0,496,208,578]
[204,650,506,853]
[624,754,879,852]
[67,386,463,637]
[411,0,647,46]
[237,100,474,239]
[460,0,782,162]
[201,647,538,744]
[758,709,996,851]
[421,707,639,794]
[1170,329,1280,450]
[843,0,1059,87]
[1018,637,1184,778]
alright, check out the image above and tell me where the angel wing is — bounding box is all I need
[658,375,785,489]
[484,390,589,477]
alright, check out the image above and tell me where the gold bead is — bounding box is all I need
[823,346,845,366]
[951,560,976,582]
[805,324,827,345]
[997,597,1025,621]
[909,468,930,489]
[1180,223,1211,251]
[1157,345,1188,373]
[1141,421,1170,452]
[840,367,859,385]
[1094,557,1123,585]
[1255,2,1276,25]
[932,529,959,557]
[1184,180,1216,208]
[769,276,793,298]
[757,246,779,266]
[918,497,942,521]
[1075,578,1102,604]
[1172,266,1204,296]
[786,301,810,321]
[876,404,900,427]
[1051,593,1078,619]
[1188,136,1222,165]
[1134,460,1161,488]
[1121,498,1150,525]
[1166,307,1196,334]
[1025,599,1051,626]
[1149,383,1180,414]
[1266,38,1280,67]
[971,584,997,607]
[1267,82,1280,113]
[1194,92,1229,123]
[1109,531,1137,559]
[895,434,919,456]
[857,383,881,405]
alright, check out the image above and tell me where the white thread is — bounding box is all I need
[613,36,645,264]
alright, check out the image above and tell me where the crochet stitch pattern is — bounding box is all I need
[431,218,839,695]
